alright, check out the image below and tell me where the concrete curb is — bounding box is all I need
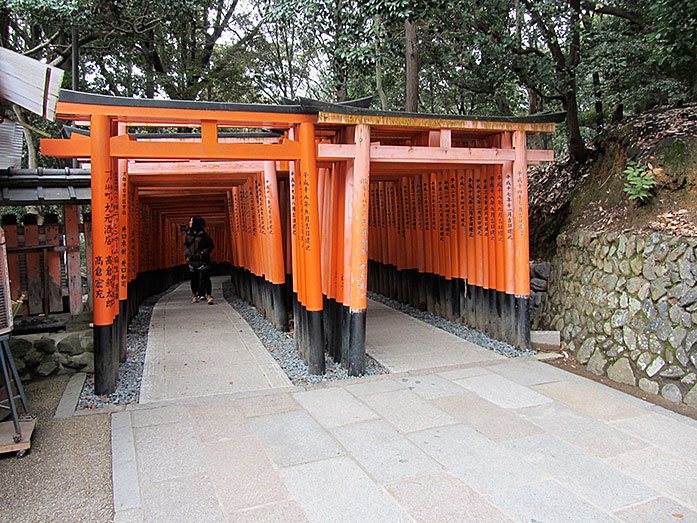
[111,411,143,521]
[54,372,86,418]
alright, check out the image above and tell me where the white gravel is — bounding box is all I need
[222,280,387,384]
[78,287,176,410]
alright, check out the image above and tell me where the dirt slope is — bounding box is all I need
[529,103,697,259]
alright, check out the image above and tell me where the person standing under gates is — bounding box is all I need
[184,216,215,304]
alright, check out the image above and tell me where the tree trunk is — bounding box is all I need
[12,106,38,169]
[564,85,587,163]
[527,87,539,114]
[404,19,418,112]
[0,8,10,47]
[611,103,624,123]
[374,16,388,110]
[144,31,156,98]
[495,92,512,115]
[592,71,603,125]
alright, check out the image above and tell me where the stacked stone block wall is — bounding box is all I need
[8,331,94,381]
[543,231,697,408]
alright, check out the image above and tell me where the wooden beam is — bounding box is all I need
[319,143,516,164]
[316,112,557,133]
[55,102,315,127]
[40,133,90,158]
[110,135,301,160]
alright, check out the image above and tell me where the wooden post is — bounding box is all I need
[90,114,118,394]
[297,121,324,374]
[512,129,530,348]
[64,205,83,315]
[263,160,289,330]
[84,212,93,312]
[44,213,63,312]
[1,215,21,300]
[117,135,129,362]
[22,214,42,315]
[347,123,370,375]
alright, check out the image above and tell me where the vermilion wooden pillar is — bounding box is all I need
[263,160,289,330]
[297,121,324,374]
[117,132,129,362]
[512,129,530,348]
[90,114,118,394]
[345,123,370,375]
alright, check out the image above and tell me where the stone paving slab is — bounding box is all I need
[612,497,697,522]
[280,457,410,523]
[433,391,544,442]
[517,401,649,458]
[606,446,697,509]
[330,419,443,484]
[293,388,379,428]
[248,410,344,467]
[111,412,141,513]
[140,474,224,523]
[454,373,553,409]
[486,358,578,386]
[394,374,466,400]
[361,389,457,433]
[408,423,547,495]
[505,433,657,511]
[201,436,290,514]
[609,411,697,460]
[230,500,309,523]
[385,472,512,522]
[133,421,204,484]
[486,480,615,523]
[532,379,650,421]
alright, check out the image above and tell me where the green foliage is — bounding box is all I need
[2,0,695,166]
[622,161,657,203]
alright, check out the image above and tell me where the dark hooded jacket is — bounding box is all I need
[184,228,214,270]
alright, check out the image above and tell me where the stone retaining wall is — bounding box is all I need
[8,331,94,381]
[542,231,697,408]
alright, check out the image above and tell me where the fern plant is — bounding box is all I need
[622,161,657,204]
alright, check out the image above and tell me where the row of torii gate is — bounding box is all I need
[41,90,561,394]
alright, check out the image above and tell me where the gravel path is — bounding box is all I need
[78,286,177,410]
[222,281,387,384]
[0,376,113,522]
[368,291,536,358]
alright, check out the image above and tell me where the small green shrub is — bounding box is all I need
[622,161,657,203]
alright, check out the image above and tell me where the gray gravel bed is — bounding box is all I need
[222,281,387,384]
[78,286,177,410]
[368,291,536,358]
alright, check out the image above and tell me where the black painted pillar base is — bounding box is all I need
[270,283,288,331]
[340,304,350,368]
[514,296,531,349]
[306,309,324,375]
[94,324,116,395]
[504,293,516,345]
[118,300,128,362]
[348,310,366,376]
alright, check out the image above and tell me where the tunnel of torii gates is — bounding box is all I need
[40,90,562,394]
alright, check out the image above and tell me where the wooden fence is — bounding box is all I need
[1,206,92,316]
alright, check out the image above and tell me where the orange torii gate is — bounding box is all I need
[41,90,561,394]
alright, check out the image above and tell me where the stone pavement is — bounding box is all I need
[366,300,504,372]
[113,281,697,522]
[139,277,291,403]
